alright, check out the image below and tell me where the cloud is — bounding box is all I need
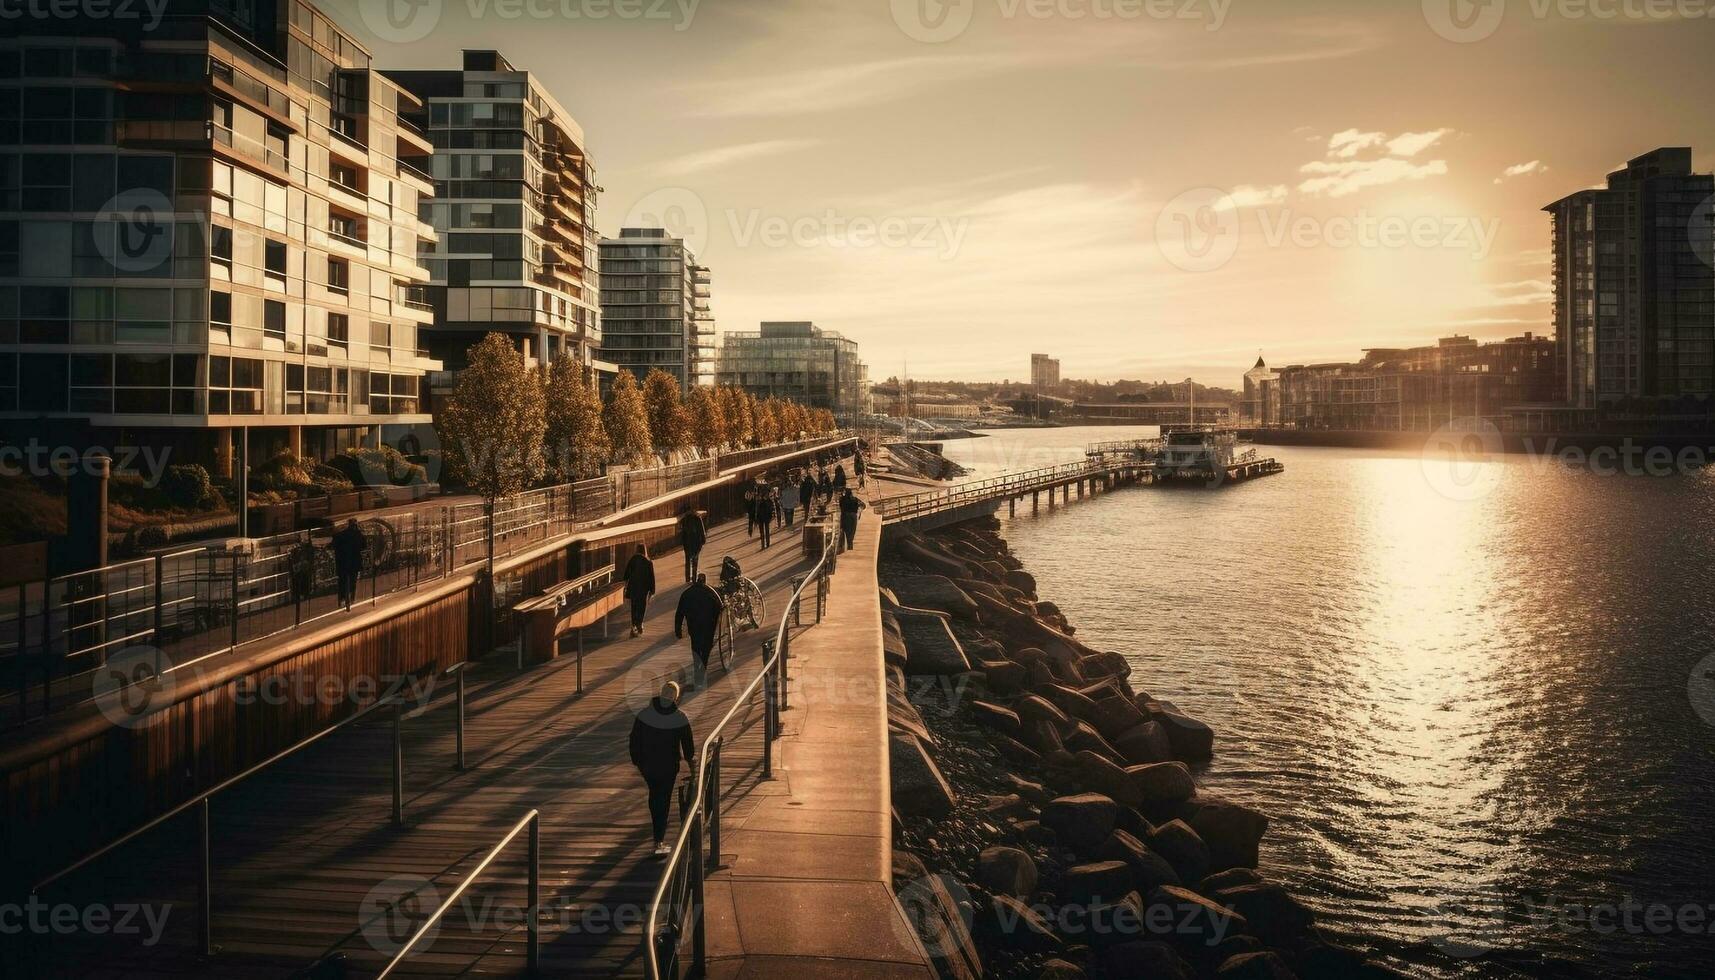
[653,139,818,177]
[1386,129,1452,158]
[1298,158,1450,197]
[1480,279,1552,306]
[1213,184,1289,211]
[1493,160,1548,184]
[1329,129,1387,158]
[690,55,1012,117]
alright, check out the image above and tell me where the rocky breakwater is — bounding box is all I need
[880,516,1398,980]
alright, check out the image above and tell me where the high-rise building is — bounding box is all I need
[1,0,442,471]
[386,51,602,381]
[598,227,713,388]
[1544,147,1715,410]
[1031,353,1060,389]
[714,321,870,418]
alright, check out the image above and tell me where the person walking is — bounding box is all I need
[332,519,366,610]
[780,478,800,529]
[754,487,776,549]
[853,448,867,489]
[675,573,724,690]
[743,480,758,537]
[799,471,819,520]
[818,469,833,503]
[623,543,656,636]
[678,508,706,583]
[838,487,867,551]
[629,681,695,857]
[833,462,847,494]
[773,480,786,530]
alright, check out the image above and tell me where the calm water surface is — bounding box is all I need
[938,426,1715,979]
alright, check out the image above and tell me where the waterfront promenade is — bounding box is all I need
[28,512,850,977]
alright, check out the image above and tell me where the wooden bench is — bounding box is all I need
[512,567,624,674]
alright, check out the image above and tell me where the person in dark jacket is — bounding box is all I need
[838,488,867,551]
[780,478,801,529]
[332,519,366,609]
[853,449,867,489]
[818,470,833,502]
[623,543,656,636]
[753,487,776,549]
[629,681,695,856]
[675,573,724,690]
[743,481,758,537]
[678,508,706,583]
[799,472,819,518]
[833,463,847,493]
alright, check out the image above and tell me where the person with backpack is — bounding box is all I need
[629,680,695,857]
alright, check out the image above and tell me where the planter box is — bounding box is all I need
[328,492,362,517]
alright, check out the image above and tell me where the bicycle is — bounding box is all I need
[717,556,765,634]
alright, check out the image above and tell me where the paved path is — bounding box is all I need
[31,513,836,978]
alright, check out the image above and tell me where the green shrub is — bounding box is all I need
[136,523,170,549]
[332,446,429,488]
[161,464,217,509]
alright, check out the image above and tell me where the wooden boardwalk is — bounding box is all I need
[26,514,832,979]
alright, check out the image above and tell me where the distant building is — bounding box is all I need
[714,321,869,418]
[598,228,713,388]
[1242,356,1277,423]
[1544,147,1715,411]
[1066,402,1231,425]
[1031,353,1061,389]
[387,51,603,378]
[1252,334,1560,431]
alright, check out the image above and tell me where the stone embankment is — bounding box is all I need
[878,516,1400,980]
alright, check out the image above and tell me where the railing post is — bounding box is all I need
[229,556,240,649]
[762,672,776,779]
[528,812,540,974]
[198,797,212,956]
[575,627,584,695]
[392,699,404,826]
[707,738,722,871]
[455,666,467,771]
[153,553,165,643]
[690,808,707,975]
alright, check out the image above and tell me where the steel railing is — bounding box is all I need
[375,808,542,979]
[874,460,1111,523]
[642,526,838,979]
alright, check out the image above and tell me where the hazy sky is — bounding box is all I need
[333,0,1715,386]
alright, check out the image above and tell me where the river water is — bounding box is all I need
[937,426,1715,979]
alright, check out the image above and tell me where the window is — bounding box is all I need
[328,257,348,292]
[209,354,263,415]
[263,299,285,339]
[328,211,360,245]
[330,162,360,193]
[210,290,232,328]
[369,319,390,352]
[211,225,232,267]
[328,311,349,347]
[265,238,286,279]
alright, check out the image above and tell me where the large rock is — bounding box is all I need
[975,846,1039,900]
[993,735,1044,767]
[987,895,1063,953]
[1086,694,1150,740]
[1006,774,1053,806]
[1157,711,1216,761]
[1147,820,1212,885]
[978,659,1027,693]
[1035,959,1086,980]
[1127,762,1197,807]
[1073,750,1143,808]
[1218,882,1315,944]
[1059,860,1134,906]
[1081,651,1131,680]
[1020,717,1064,755]
[1217,951,1298,980]
[1097,830,1182,893]
[1189,801,1269,871]
[894,609,974,675]
[1200,868,1264,894]
[895,538,975,581]
[895,869,983,980]
[889,730,955,818]
[1004,568,1038,596]
[1063,721,1123,764]
[1040,793,1120,854]
[969,701,1023,741]
[1114,721,1176,766]
[1099,942,1196,980]
[1040,684,1102,725]
[1144,885,1249,948]
[890,574,980,621]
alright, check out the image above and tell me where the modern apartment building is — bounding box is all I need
[386,50,602,381]
[1252,334,1560,431]
[0,0,441,472]
[1544,147,1715,410]
[714,321,870,418]
[1030,352,1060,389]
[598,227,713,388]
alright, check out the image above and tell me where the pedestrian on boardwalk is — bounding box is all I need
[780,478,801,529]
[833,463,847,494]
[678,508,706,583]
[754,486,776,549]
[838,487,866,551]
[818,469,833,502]
[675,572,724,690]
[854,449,867,489]
[629,680,694,857]
[332,519,366,609]
[623,543,656,636]
[800,471,819,520]
[743,480,758,537]
[773,479,786,530]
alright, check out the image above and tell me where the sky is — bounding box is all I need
[330,0,1715,387]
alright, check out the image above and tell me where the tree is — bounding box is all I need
[741,390,762,446]
[641,368,690,462]
[686,385,726,456]
[721,385,753,449]
[436,332,546,605]
[604,369,654,467]
[753,397,780,445]
[543,355,609,481]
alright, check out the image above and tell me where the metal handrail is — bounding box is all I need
[642,527,839,979]
[876,460,1107,522]
[375,808,541,979]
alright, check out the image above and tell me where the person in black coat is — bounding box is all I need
[799,472,819,518]
[818,470,833,502]
[833,463,847,493]
[678,508,706,583]
[629,681,694,855]
[753,487,776,549]
[853,449,867,488]
[838,487,867,551]
[331,519,366,609]
[675,573,724,690]
[623,543,656,637]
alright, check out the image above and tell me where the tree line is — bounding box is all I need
[438,332,838,502]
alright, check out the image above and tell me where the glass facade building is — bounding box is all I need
[598,227,711,388]
[714,321,870,418]
[386,50,601,380]
[0,0,442,471]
